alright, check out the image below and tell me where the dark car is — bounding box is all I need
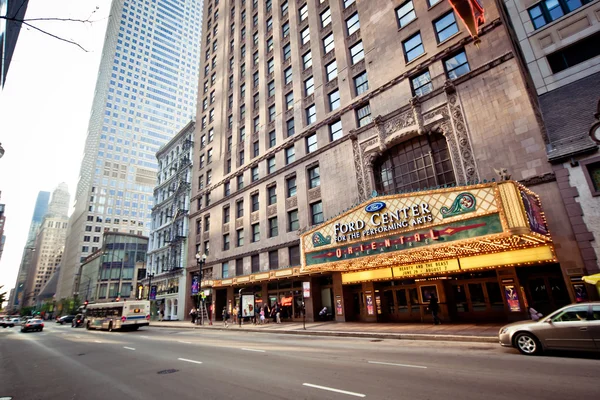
[21,319,44,332]
[72,314,85,328]
[57,315,75,325]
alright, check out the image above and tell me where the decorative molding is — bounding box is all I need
[346,30,361,46]
[518,172,556,186]
[343,1,357,17]
[304,93,314,106]
[267,204,278,217]
[325,77,338,92]
[286,196,298,210]
[308,186,321,202]
[350,59,366,76]
[251,212,259,223]
[323,49,335,63]
[446,84,478,184]
[302,66,313,78]
[235,218,244,229]
[352,137,367,202]
[202,232,209,241]
[223,223,230,233]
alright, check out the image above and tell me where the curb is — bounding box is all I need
[150,324,497,343]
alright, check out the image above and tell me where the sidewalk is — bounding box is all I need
[150,319,502,343]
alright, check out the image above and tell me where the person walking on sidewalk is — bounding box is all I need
[222,307,229,328]
[190,307,196,324]
[429,295,441,325]
[275,302,281,324]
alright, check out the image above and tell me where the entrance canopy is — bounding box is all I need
[300,181,555,284]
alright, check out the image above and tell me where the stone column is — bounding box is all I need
[332,272,346,322]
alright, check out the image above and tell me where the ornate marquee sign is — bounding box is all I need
[448,0,486,45]
[300,181,555,282]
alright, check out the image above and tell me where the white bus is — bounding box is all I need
[85,300,150,331]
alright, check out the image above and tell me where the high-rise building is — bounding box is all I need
[9,191,50,311]
[502,0,600,278]
[22,184,70,307]
[56,0,204,300]
[185,0,596,323]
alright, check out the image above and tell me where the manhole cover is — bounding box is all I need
[157,369,179,375]
[370,339,383,342]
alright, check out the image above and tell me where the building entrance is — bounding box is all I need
[378,284,420,322]
[446,274,505,321]
[518,264,571,316]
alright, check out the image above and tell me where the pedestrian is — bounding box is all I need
[276,302,281,324]
[528,306,543,321]
[259,307,265,324]
[190,307,196,324]
[232,306,238,325]
[158,308,164,321]
[319,306,328,321]
[429,295,441,325]
[222,307,229,328]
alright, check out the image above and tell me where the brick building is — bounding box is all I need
[186,0,595,324]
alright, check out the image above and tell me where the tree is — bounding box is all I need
[0,285,7,310]
[0,5,102,52]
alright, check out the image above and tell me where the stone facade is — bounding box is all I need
[186,0,593,316]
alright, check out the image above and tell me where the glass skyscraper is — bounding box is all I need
[57,0,203,300]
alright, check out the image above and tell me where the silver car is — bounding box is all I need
[499,302,600,355]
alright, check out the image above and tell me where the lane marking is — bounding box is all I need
[178,358,203,364]
[368,361,427,369]
[303,383,365,398]
[178,341,192,344]
[94,340,102,343]
[241,348,266,353]
[140,335,149,339]
[124,346,136,351]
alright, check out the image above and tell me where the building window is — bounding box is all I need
[411,70,433,97]
[428,0,443,6]
[434,12,459,43]
[303,51,313,69]
[251,254,260,272]
[283,43,292,61]
[284,67,293,84]
[301,27,310,45]
[356,104,372,127]
[236,200,244,218]
[266,17,273,32]
[204,215,211,231]
[325,60,337,81]
[226,159,232,173]
[268,105,276,122]
[354,71,369,95]
[582,158,600,196]
[252,166,259,182]
[268,185,277,205]
[268,216,279,238]
[350,41,364,64]
[321,8,331,27]
[269,250,279,269]
[281,1,288,16]
[237,175,244,190]
[287,118,295,137]
[268,80,275,97]
[304,77,315,96]
[267,156,276,174]
[239,150,245,166]
[308,165,320,188]
[299,4,308,22]
[306,132,318,153]
[374,131,455,194]
[223,206,230,223]
[236,229,244,247]
[223,234,230,250]
[528,0,591,30]
[285,146,295,165]
[253,117,260,133]
[267,37,274,52]
[222,262,229,278]
[253,141,260,158]
[547,31,600,74]
[329,120,343,141]
[240,128,247,143]
[289,245,300,266]
[306,105,317,125]
[236,258,243,275]
[288,210,299,231]
[282,21,290,38]
[252,224,260,243]
[311,201,324,225]
[444,51,470,79]
[286,92,294,110]
[344,0,356,7]
[328,90,341,111]
[346,12,360,35]
[396,1,416,28]
[250,193,260,213]
[323,33,335,54]
[287,176,297,197]
[403,32,424,62]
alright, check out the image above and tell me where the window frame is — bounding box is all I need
[443,50,470,80]
[433,11,459,44]
[346,12,360,36]
[349,41,364,65]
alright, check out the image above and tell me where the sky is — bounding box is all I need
[0,0,112,296]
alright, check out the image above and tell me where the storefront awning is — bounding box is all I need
[300,181,555,282]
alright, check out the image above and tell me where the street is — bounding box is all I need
[1,324,599,400]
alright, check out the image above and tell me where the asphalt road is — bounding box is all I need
[1,323,599,400]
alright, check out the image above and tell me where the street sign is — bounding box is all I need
[303,282,310,298]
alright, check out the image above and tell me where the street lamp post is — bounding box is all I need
[238,288,243,327]
[147,273,155,301]
[195,252,207,325]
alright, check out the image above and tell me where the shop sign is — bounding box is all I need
[241,294,255,317]
[303,282,311,298]
[393,259,460,278]
[149,285,157,300]
[305,214,502,266]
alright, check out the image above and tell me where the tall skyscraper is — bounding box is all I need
[56,0,203,300]
[10,190,50,310]
[23,184,70,306]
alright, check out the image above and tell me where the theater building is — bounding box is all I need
[186,0,597,323]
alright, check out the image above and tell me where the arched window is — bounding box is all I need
[374,132,455,194]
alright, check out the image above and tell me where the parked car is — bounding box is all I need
[72,314,85,328]
[56,315,76,325]
[1,317,15,328]
[21,319,44,332]
[499,302,600,355]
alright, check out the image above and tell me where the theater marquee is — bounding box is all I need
[300,181,555,282]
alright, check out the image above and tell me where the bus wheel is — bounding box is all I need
[108,322,113,332]
[86,321,91,330]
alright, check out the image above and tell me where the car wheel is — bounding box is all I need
[108,322,113,332]
[514,332,541,355]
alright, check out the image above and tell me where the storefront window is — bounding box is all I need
[396,289,408,313]
[468,283,487,311]
[486,282,504,311]
[384,290,395,314]
[453,284,468,312]
[374,132,455,194]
